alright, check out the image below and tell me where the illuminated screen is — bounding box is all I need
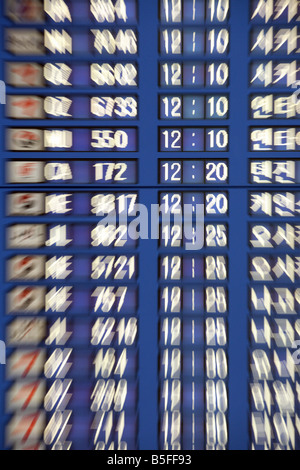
[0,0,299,453]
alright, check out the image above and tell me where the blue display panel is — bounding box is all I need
[0,0,299,452]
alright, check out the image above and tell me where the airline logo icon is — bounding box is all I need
[6,63,44,88]
[6,380,46,412]
[6,349,46,379]
[7,129,44,151]
[6,0,44,23]
[7,161,45,184]
[7,224,46,249]
[7,286,46,314]
[6,410,46,446]
[7,96,44,119]
[6,318,47,346]
[7,256,45,281]
[8,193,45,216]
[6,29,44,55]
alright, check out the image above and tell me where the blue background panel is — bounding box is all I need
[0,0,299,451]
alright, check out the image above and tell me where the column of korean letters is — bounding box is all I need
[249,0,300,450]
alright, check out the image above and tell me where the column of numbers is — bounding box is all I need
[158,0,230,450]
[159,0,230,450]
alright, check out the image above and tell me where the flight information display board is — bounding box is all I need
[0,0,299,452]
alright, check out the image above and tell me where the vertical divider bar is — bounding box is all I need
[228,0,249,450]
[137,1,159,450]
[0,2,6,450]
